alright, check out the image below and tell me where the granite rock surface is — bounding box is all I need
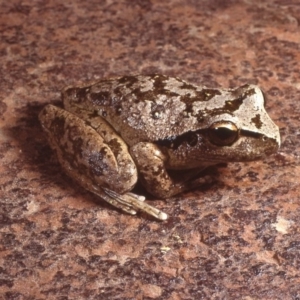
[0,0,300,299]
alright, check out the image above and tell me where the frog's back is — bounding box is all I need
[62,75,253,146]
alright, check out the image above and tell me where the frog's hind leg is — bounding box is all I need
[39,105,167,220]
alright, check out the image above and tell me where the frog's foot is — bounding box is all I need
[93,186,168,220]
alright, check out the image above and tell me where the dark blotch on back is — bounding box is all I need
[208,87,255,117]
[223,97,244,112]
[225,87,256,112]
[117,75,139,87]
[232,85,255,97]
[152,75,180,97]
[180,89,222,108]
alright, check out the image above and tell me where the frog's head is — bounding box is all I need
[206,85,280,160]
[162,85,280,169]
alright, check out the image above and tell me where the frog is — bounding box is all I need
[39,74,280,220]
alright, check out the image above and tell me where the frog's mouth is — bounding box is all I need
[241,128,281,147]
[237,129,280,158]
[211,134,280,163]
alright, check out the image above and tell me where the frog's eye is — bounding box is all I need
[208,121,239,146]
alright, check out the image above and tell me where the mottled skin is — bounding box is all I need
[39,75,280,220]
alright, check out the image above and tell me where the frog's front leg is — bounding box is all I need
[39,105,167,220]
[130,142,211,198]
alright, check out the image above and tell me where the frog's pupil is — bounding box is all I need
[215,127,234,140]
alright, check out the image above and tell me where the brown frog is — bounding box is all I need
[39,75,280,220]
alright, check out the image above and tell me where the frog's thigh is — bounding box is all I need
[130,142,201,198]
[39,105,138,194]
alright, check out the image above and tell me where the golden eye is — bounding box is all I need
[208,121,239,146]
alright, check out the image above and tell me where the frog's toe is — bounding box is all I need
[127,192,146,202]
[97,187,137,215]
[100,187,168,220]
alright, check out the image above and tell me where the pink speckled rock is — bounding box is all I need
[0,0,299,299]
